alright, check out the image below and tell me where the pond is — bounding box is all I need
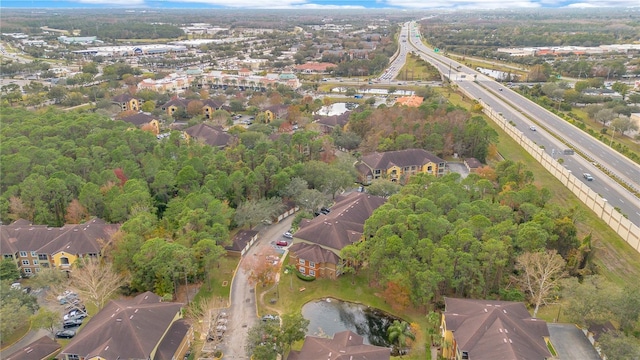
[316,102,358,116]
[301,298,400,347]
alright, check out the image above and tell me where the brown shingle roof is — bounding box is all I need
[287,331,390,360]
[288,242,340,265]
[155,319,192,360]
[120,113,156,126]
[4,336,60,360]
[464,157,482,169]
[111,93,136,103]
[444,298,550,360]
[225,230,258,252]
[184,123,234,148]
[0,218,117,257]
[162,98,190,109]
[361,149,444,170]
[60,292,185,360]
[293,192,386,252]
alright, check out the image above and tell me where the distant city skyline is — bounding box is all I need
[2,0,640,9]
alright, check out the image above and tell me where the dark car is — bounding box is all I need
[320,207,331,215]
[56,329,76,339]
[63,318,83,328]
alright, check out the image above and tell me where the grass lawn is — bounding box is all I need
[397,53,441,82]
[447,90,640,287]
[256,255,429,360]
[192,256,239,306]
[0,323,30,349]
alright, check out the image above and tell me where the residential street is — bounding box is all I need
[217,216,294,359]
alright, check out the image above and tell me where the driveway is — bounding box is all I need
[548,323,600,360]
[216,216,294,359]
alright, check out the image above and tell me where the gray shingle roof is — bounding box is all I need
[444,298,551,360]
[120,113,156,126]
[60,292,185,360]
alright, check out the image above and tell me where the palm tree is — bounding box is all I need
[285,264,297,290]
[387,320,415,357]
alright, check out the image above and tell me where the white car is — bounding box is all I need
[529,126,537,131]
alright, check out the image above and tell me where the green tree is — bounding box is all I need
[387,320,415,356]
[598,332,640,360]
[30,307,59,335]
[0,259,20,281]
[366,179,401,197]
[234,197,285,230]
[279,313,310,354]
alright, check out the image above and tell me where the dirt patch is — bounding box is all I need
[175,283,201,304]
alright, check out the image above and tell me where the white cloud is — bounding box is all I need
[72,0,145,4]
[382,0,540,8]
[383,0,640,8]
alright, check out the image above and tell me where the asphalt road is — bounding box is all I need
[548,324,601,360]
[217,216,294,359]
[406,21,640,226]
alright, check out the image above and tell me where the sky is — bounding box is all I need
[2,0,639,9]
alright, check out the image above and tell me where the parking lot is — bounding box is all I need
[548,323,601,360]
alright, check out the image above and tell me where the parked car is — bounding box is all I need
[63,318,83,328]
[320,207,331,215]
[64,310,87,321]
[283,232,293,239]
[276,240,288,247]
[55,329,76,339]
[262,314,279,322]
[583,173,594,181]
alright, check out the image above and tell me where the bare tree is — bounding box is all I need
[69,257,129,310]
[515,250,566,317]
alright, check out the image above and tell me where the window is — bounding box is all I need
[87,253,98,258]
[22,260,30,265]
[309,269,316,277]
[60,257,70,265]
[41,263,49,268]
[36,268,40,272]
[374,169,381,175]
[33,260,39,265]
[299,267,305,274]
[427,166,433,172]
[68,355,80,360]
[298,259,306,265]
[3,254,13,260]
[309,261,315,268]
[24,268,32,274]
[19,251,27,257]
[30,251,37,257]
[38,254,48,260]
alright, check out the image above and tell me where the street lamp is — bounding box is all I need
[609,126,618,147]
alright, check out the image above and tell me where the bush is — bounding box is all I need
[295,271,316,282]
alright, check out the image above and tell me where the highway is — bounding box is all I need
[403,21,640,226]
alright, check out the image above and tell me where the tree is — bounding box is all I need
[284,264,297,290]
[610,116,638,136]
[246,320,280,360]
[70,257,128,309]
[243,247,280,288]
[425,311,441,347]
[0,259,20,281]
[296,188,326,213]
[387,320,415,356]
[366,179,401,197]
[515,250,566,317]
[279,177,308,201]
[279,313,310,354]
[594,108,616,126]
[598,332,640,360]
[234,198,285,230]
[611,82,629,101]
[30,307,59,335]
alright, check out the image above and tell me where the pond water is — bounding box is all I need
[301,298,400,347]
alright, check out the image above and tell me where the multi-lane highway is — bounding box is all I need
[403,21,640,226]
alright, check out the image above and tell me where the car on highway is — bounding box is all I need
[529,126,537,131]
[583,173,594,181]
[56,329,76,339]
[283,232,293,239]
